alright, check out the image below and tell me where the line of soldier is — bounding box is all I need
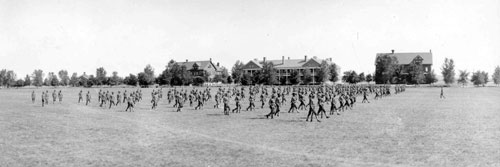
[33,90,63,107]
[32,84,406,122]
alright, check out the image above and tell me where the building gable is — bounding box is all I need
[242,60,262,69]
[302,59,321,68]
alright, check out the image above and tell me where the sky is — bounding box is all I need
[1,0,499,78]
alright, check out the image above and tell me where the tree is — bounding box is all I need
[144,64,155,84]
[240,73,252,85]
[123,74,138,86]
[425,70,438,84]
[471,71,488,87]
[192,76,206,86]
[261,62,278,85]
[32,69,44,87]
[88,75,97,87]
[24,74,31,86]
[328,63,340,82]
[493,66,500,86]
[169,63,183,86]
[96,67,107,86]
[48,72,59,86]
[43,78,50,86]
[408,62,425,84]
[0,69,6,87]
[375,54,399,84]
[343,71,360,84]
[0,70,17,87]
[289,70,301,85]
[158,65,173,85]
[302,69,313,85]
[109,71,122,86]
[219,67,230,84]
[366,74,373,83]
[58,70,70,86]
[441,58,456,85]
[457,70,470,87]
[14,79,24,87]
[251,70,263,85]
[231,61,244,84]
[5,70,17,87]
[69,73,78,86]
[358,72,366,82]
[316,60,330,83]
[180,65,193,85]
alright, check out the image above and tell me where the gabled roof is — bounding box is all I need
[179,61,216,71]
[242,60,263,69]
[242,57,329,69]
[376,52,433,65]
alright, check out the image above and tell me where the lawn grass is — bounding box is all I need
[1,87,499,166]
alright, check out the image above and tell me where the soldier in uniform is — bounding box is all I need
[58,90,63,103]
[306,94,320,122]
[176,95,184,112]
[86,91,91,105]
[265,96,276,119]
[151,92,158,110]
[116,91,121,106]
[41,92,45,107]
[223,94,230,115]
[45,90,49,105]
[362,90,370,103]
[109,92,116,109]
[246,93,255,111]
[288,93,298,113]
[330,94,339,115]
[78,90,83,103]
[317,94,329,119]
[232,94,241,113]
[52,90,57,104]
[32,91,36,104]
[125,94,134,112]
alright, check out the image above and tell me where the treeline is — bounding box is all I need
[0,59,230,88]
[374,55,500,86]
[1,60,499,88]
[230,60,340,85]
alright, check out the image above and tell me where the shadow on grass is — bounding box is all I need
[248,116,268,119]
[206,113,226,116]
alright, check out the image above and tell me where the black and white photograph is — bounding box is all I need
[1,0,499,166]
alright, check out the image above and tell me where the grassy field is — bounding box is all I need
[1,86,499,166]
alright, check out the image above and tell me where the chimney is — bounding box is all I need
[288,57,290,60]
[391,50,394,54]
[209,58,212,62]
[430,49,432,53]
[263,57,266,62]
[304,55,307,61]
[217,62,220,67]
[186,59,188,62]
[282,56,284,64]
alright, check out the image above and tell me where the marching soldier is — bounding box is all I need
[52,90,57,104]
[86,91,91,105]
[232,94,241,113]
[78,90,83,103]
[288,92,298,113]
[306,94,320,122]
[58,90,63,103]
[109,92,116,109]
[32,91,36,104]
[41,92,45,107]
[125,94,134,112]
